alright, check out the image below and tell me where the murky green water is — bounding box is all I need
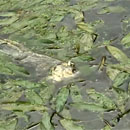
[0,0,130,130]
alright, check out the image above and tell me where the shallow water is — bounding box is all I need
[0,0,130,130]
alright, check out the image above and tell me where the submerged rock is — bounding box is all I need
[0,39,78,82]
